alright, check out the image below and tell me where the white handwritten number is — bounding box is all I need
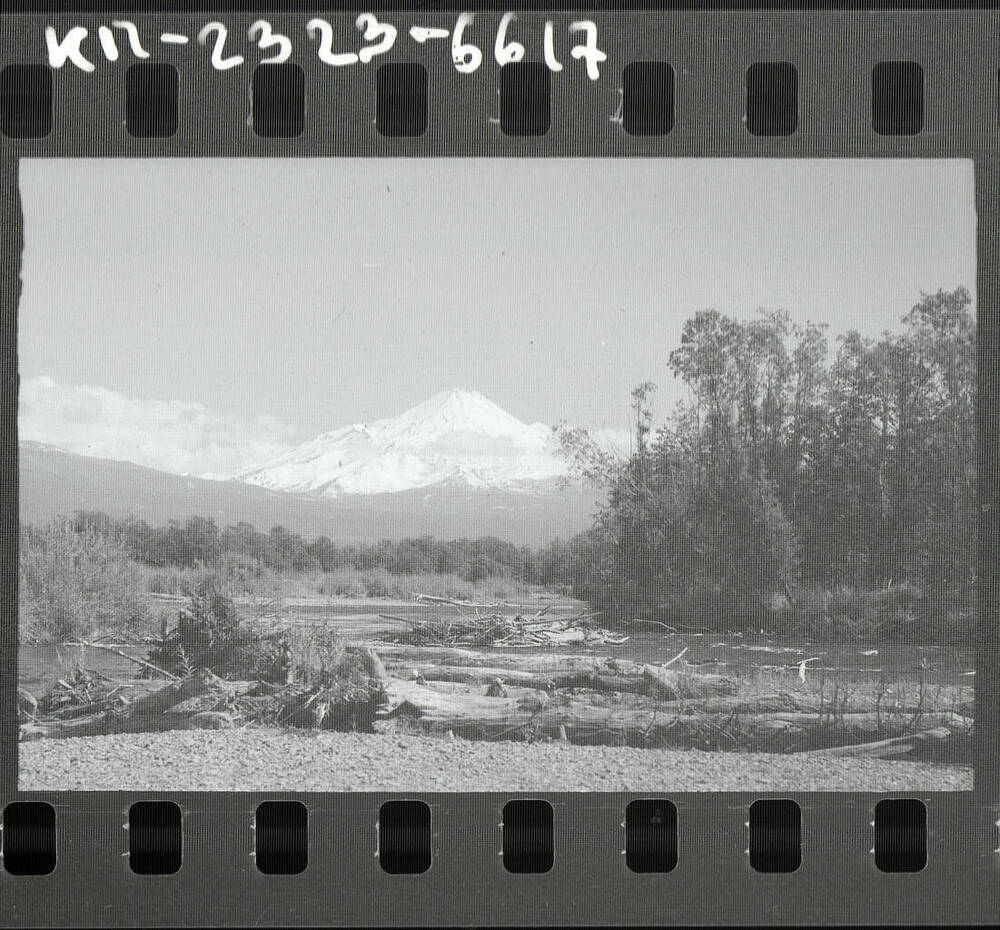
[543,20,563,72]
[248,20,292,64]
[306,18,359,67]
[355,14,397,64]
[568,20,606,80]
[198,22,244,71]
[494,12,525,67]
[451,12,482,73]
[44,26,94,72]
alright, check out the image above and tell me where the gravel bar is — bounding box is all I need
[19,728,973,791]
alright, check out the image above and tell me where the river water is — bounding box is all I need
[17,592,976,695]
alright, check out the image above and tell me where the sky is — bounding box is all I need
[17,157,976,476]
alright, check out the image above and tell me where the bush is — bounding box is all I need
[148,584,383,733]
[19,521,154,643]
[147,569,180,596]
[766,581,971,643]
[175,576,244,645]
[147,572,291,681]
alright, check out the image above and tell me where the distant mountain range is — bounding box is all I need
[19,390,618,545]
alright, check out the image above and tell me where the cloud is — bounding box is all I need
[18,376,297,477]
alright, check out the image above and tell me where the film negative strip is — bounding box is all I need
[0,3,998,925]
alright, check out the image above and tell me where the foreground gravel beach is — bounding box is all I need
[19,727,973,791]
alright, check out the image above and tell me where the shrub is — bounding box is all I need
[281,628,386,731]
[768,580,970,643]
[286,625,350,687]
[19,521,154,643]
[175,576,244,645]
[148,572,291,681]
[316,572,369,598]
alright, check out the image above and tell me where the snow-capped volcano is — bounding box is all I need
[233,389,571,496]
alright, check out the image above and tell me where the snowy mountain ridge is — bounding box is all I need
[232,388,576,496]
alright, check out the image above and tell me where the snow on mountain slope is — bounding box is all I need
[233,389,572,496]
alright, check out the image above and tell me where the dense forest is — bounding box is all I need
[552,287,976,638]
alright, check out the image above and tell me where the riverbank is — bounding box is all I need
[18,726,973,792]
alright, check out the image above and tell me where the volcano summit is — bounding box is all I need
[233,389,572,496]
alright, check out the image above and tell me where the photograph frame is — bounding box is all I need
[0,6,997,926]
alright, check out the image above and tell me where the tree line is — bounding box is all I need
[55,511,548,584]
[556,287,976,632]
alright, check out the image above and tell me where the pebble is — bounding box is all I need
[18,729,973,792]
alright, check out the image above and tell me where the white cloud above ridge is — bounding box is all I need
[18,376,298,477]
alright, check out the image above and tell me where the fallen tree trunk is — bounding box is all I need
[67,641,179,680]
[344,645,389,683]
[641,664,736,698]
[375,644,646,671]
[797,726,965,759]
[391,677,971,720]
[743,711,971,739]
[381,678,972,749]
[542,707,968,750]
[376,645,735,697]
[19,669,233,740]
[127,670,232,716]
[411,662,731,700]
[383,678,546,719]
[414,593,540,611]
[402,663,651,696]
[659,691,973,717]
[17,687,38,717]
[388,678,550,702]
[400,663,548,685]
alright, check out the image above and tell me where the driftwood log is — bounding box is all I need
[383,678,546,719]
[414,593,536,610]
[17,687,38,717]
[375,645,735,698]
[21,638,974,756]
[640,664,736,698]
[22,644,392,741]
[381,676,972,750]
[400,663,745,701]
[19,669,235,741]
[344,645,389,682]
[401,663,652,696]
[66,641,179,680]
[374,644,643,669]
[638,690,973,717]
[798,726,969,758]
[407,680,959,722]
